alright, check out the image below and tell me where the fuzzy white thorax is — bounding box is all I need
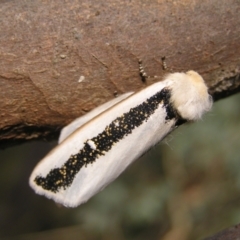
[168,70,212,120]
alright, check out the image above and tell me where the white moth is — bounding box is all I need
[29,70,212,207]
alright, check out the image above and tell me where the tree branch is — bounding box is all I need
[0,0,239,146]
[205,223,240,240]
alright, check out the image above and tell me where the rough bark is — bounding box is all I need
[0,0,239,147]
[205,223,240,240]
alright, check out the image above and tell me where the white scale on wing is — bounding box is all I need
[29,63,212,207]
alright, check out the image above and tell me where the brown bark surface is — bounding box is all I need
[0,0,239,145]
[205,223,240,240]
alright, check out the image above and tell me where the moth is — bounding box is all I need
[29,70,212,207]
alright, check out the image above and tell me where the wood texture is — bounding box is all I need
[0,0,239,146]
[205,223,240,240]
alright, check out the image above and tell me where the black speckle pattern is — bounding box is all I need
[34,88,178,193]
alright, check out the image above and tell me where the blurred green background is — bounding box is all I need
[1,93,240,240]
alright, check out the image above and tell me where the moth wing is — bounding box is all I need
[30,81,176,207]
[29,71,212,208]
[59,92,133,143]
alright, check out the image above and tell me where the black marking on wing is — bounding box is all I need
[34,88,179,192]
